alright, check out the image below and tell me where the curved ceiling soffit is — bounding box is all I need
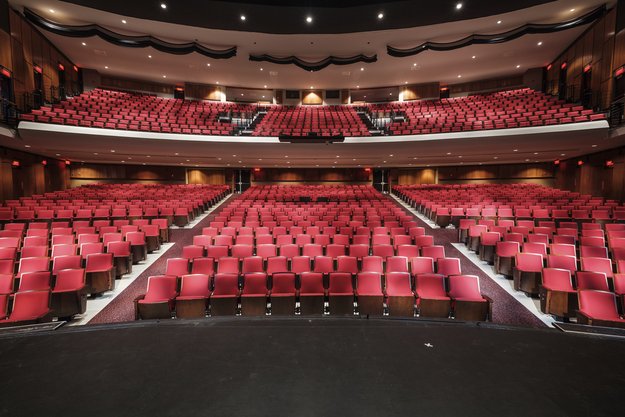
[387,5,606,58]
[23,8,237,59]
[249,54,377,72]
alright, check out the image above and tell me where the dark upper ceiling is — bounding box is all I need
[60,0,555,34]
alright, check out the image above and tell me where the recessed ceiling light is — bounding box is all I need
[104,66,108,69]
[121,160,125,163]
[404,81,408,84]
[494,156,498,159]
[55,153,61,156]
[174,152,179,155]
[561,153,566,156]
[262,95,265,98]
[260,68,263,71]
[310,86,314,89]
[360,67,364,71]
[93,153,98,155]
[241,93,244,96]
[162,75,167,78]
[121,19,127,24]
[447,152,452,155]
[497,20,502,24]
[534,152,539,155]
[263,85,267,88]
[472,55,476,59]
[161,3,167,9]
[383,161,387,163]
[457,75,462,78]
[240,15,246,21]
[110,150,115,152]
[592,144,597,147]
[456,3,463,10]
[81,42,86,46]
[413,63,417,67]
[570,8,575,12]
[24,145,31,148]
[206,63,210,66]
[306,16,313,23]
[284,155,288,158]
[537,41,543,46]
[513,149,518,152]
[356,85,360,88]
[378,12,384,19]
[516,65,521,68]
[148,55,152,58]
[49,9,55,13]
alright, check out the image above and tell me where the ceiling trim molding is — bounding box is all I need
[23,8,237,59]
[387,5,606,58]
[249,54,377,72]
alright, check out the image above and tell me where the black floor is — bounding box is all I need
[0,318,624,417]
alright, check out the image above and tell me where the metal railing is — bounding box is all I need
[0,98,18,127]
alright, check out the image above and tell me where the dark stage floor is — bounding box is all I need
[0,318,623,417]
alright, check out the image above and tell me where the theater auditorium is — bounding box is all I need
[1,0,625,415]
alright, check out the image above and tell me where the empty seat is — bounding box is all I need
[165,258,190,278]
[85,253,115,295]
[539,268,577,318]
[0,290,51,327]
[385,271,414,317]
[513,253,543,296]
[210,272,240,316]
[576,271,610,291]
[415,273,450,318]
[328,272,354,315]
[240,272,268,316]
[577,290,625,328]
[299,272,325,315]
[135,275,178,320]
[51,268,87,319]
[494,241,519,277]
[270,272,296,315]
[448,275,490,321]
[355,272,384,315]
[107,241,133,277]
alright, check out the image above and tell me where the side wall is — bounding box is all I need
[0,146,70,201]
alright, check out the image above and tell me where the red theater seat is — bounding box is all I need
[135,275,178,320]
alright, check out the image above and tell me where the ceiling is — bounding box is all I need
[4,121,619,169]
[57,0,553,34]
[7,0,612,90]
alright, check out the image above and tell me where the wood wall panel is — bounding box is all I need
[396,168,436,185]
[0,146,69,201]
[252,168,370,183]
[0,30,11,69]
[100,75,174,95]
[555,145,625,201]
[547,7,617,108]
[400,82,440,100]
[450,76,524,95]
[185,82,223,100]
[301,91,323,105]
[187,169,226,185]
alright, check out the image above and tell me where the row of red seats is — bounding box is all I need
[135,270,488,319]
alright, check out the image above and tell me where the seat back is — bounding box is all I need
[415,273,447,298]
[7,290,50,321]
[578,290,620,321]
[144,275,178,302]
[299,272,324,295]
[448,275,483,301]
[328,272,354,294]
[576,271,610,291]
[19,271,51,291]
[542,268,574,292]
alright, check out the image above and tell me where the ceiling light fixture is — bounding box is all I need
[360,67,364,71]
[122,19,127,24]
[81,42,86,46]
[456,3,463,10]
[472,55,476,59]
[148,55,152,58]
[49,9,55,13]
[457,75,462,78]
[378,12,384,19]
[497,20,502,24]
[161,3,167,10]
[306,16,313,23]
[263,85,267,88]
[162,75,167,78]
[537,41,543,46]
[206,63,210,66]
[104,66,108,69]
[240,15,246,21]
